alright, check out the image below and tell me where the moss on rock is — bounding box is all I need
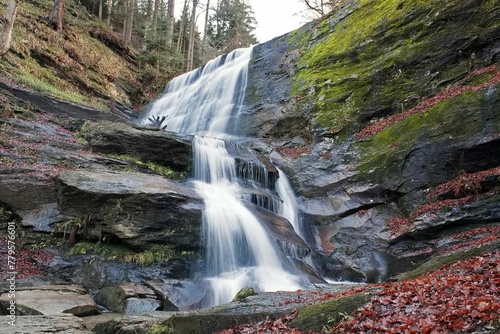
[289,290,376,332]
[232,288,257,302]
[292,0,500,135]
[353,82,500,183]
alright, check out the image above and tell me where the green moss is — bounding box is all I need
[353,83,500,179]
[108,154,187,179]
[232,288,257,302]
[246,84,259,104]
[292,0,500,134]
[71,241,136,260]
[70,241,176,266]
[289,291,376,332]
[147,323,175,334]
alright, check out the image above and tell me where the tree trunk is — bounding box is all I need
[146,0,153,23]
[165,0,175,47]
[126,0,135,45]
[176,0,190,52]
[201,0,210,63]
[152,0,160,36]
[48,0,65,32]
[0,0,17,56]
[107,0,113,26]
[122,0,135,47]
[98,0,102,21]
[122,0,128,44]
[187,0,198,71]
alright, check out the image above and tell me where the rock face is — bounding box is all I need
[79,120,193,173]
[240,0,500,282]
[57,170,203,250]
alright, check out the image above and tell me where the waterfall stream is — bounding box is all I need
[139,47,308,306]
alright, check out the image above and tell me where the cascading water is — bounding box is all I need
[275,168,306,241]
[139,46,307,307]
[140,48,253,136]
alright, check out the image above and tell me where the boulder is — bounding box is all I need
[91,312,174,334]
[57,170,203,250]
[95,283,161,315]
[0,314,91,333]
[0,285,98,316]
[79,120,192,172]
[145,279,207,311]
[157,284,360,334]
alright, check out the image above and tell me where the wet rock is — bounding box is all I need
[314,205,399,283]
[47,254,188,291]
[159,284,360,334]
[95,283,161,315]
[19,202,61,232]
[145,279,206,311]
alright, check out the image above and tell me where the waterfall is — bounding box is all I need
[139,48,253,136]
[275,168,306,241]
[140,47,306,307]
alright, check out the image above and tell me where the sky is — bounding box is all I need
[174,0,310,44]
[249,0,310,43]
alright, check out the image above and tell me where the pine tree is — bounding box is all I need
[207,0,256,53]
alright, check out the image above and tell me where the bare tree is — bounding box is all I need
[186,0,198,71]
[165,0,175,47]
[177,0,190,52]
[301,0,351,18]
[98,0,103,21]
[201,0,210,63]
[49,0,65,32]
[0,0,17,56]
[107,0,113,26]
[152,0,160,36]
[122,0,135,47]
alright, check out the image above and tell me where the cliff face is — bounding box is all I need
[244,0,500,282]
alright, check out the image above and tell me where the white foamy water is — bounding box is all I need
[140,47,305,307]
[275,167,306,241]
[194,136,302,306]
[139,48,253,136]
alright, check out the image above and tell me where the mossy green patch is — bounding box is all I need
[289,290,376,332]
[232,288,257,302]
[147,323,175,334]
[292,0,500,134]
[108,153,187,179]
[70,241,176,266]
[353,83,500,181]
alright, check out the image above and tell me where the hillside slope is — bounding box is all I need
[0,0,151,110]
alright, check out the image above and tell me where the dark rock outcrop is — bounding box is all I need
[79,120,193,173]
[57,170,203,250]
[240,0,500,282]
